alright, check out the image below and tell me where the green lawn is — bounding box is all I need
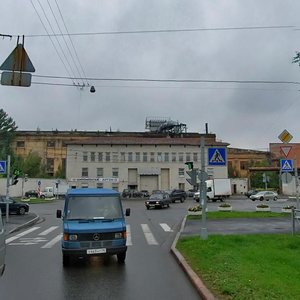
[178,215,300,299]
[188,211,290,220]
[19,197,55,204]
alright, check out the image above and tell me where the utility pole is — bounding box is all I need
[200,136,208,240]
[6,155,10,223]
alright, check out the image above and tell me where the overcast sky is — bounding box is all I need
[1,0,300,151]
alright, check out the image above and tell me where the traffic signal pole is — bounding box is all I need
[200,136,208,240]
[6,155,10,222]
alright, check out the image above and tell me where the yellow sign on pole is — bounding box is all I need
[278,129,293,144]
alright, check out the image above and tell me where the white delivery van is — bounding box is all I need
[0,209,5,276]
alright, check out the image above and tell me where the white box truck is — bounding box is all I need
[194,179,232,202]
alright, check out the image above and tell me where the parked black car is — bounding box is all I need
[245,189,258,198]
[0,196,30,215]
[169,189,187,203]
[140,190,150,198]
[25,190,38,198]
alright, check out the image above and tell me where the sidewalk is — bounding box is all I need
[3,212,39,234]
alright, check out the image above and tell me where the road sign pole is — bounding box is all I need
[6,155,10,223]
[200,136,207,240]
[294,159,299,209]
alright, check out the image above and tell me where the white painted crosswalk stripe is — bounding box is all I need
[41,234,63,248]
[126,224,132,246]
[160,223,173,232]
[38,226,59,236]
[6,227,40,244]
[141,224,158,245]
[6,222,173,248]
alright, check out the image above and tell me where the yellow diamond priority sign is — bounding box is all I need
[278,129,293,144]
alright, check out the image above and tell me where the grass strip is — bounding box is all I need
[177,234,300,299]
[187,211,290,220]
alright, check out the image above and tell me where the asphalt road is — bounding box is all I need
[1,198,201,300]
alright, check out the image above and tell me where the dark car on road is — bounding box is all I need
[0,196,30,215]
[24,189,38,198]
[145,193,170,209]
[245,189,258,198]
[169,189,187,203]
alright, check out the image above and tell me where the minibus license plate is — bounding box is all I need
[87,248,106,254]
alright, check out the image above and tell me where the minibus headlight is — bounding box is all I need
[115,232,126,239]
[69,234,78,241]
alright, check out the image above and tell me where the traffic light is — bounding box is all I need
[12,169,20,185]
[185,161,194,170]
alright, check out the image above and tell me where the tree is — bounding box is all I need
[249,160,279,190]
[0,109,18,160]
[55,163,66,179]
[14,152,44,178]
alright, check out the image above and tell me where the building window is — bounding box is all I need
[83,152,88,162]
[97,182,103,189]
[46,158,54,173]
[120,152,125,162]
[157,152,163,162]
[193,153,198,162]
[112,152,118,162]
[179,152,184,162]
[150,152,155,162]
[172,152,176,162]
[112,183,119,191]
[128,152,133,162]
[105,152,110,162]
[178,168,185,176]
[47,140,55,148]
[112,168,119,177]
[136,152,140,162]
[164,152,169,162]
[240,161,248,170]
[186,153,191,161]
[82,167,88,177]
[16,140,25,148]
[90,152,95,162]
[98,152,103,162]
[97,168,103,177]
[143,152,148,162]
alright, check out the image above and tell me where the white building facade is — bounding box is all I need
[66,133,229,193]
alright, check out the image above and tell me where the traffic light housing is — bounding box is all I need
[12,169,20,185]
[185,161,194,170]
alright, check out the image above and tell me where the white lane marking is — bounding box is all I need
[38,226,59,236]
[126,224,132,246]
[41,234,63,248]
[160,223,173,232]
[141,224,158,245]
[5,227,40,244]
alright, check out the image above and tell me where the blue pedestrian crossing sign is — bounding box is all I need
[281,159,293,172]
[0,161,6,174]
[208,147,226,166]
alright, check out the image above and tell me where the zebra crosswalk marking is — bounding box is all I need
[41,234,63,248]
[141,224,158,245]
[160,223,173,232]
[126,225,132,246]
[5,227,40,244]
[38,226,59,236]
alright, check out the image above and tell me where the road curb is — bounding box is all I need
[170,216,216,300]
[8,214,40,234]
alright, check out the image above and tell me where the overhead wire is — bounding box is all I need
[35,0,79,83]
[54,0,89,87]
[30,0,76,85]
[19,25,295,38]
[46,0,85,86]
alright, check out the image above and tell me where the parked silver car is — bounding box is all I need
[250,191,278,201]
